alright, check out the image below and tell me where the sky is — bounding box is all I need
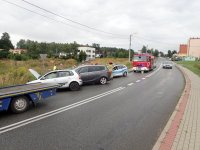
[0,0,200,53]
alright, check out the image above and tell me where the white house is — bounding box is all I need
[78,46,95,60]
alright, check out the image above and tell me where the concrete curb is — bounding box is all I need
[152,65,191,150]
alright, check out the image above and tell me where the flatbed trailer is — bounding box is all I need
[0,83,59,113]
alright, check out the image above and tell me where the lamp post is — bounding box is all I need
[129,34,132,62]
[128,33,137,62]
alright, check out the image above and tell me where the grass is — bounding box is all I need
[176,61,200,77]
[0,58,130,87]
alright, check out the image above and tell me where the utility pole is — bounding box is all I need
[129,34,132,62]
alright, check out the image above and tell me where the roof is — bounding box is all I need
[179,44,187,54]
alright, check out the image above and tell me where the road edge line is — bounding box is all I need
[152,64,191,150]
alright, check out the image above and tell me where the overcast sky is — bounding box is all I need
[0,0,200,52]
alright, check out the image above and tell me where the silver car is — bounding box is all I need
[27,69,83,91]
[162,61,173,69]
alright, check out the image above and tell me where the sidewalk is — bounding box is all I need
[153,65,200,150]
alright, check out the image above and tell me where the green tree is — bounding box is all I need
[141,45,147,53]
[0,32,14,51]
[172,50,177,55]
[78,51,87,62]
[17,39,26,49]
[167,50,172,58]
[153,49,159,57]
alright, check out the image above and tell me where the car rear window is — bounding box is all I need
[58,71,70,77]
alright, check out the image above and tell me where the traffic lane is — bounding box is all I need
[0,66,184,150]
[0,68,151,127]
[0,61,162,128]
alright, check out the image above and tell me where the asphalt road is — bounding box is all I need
[0,58,184,150]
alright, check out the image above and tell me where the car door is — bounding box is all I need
[55,71,71,87]
[40,72,58,84]
[87,66,98,82]
[112,66,119,76]
[77,67,89,83]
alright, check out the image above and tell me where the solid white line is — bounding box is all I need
[0,87,125,134]
[128,83,134,86]
[136,80,141,83]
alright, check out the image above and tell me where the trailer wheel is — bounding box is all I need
[10,96,29,113]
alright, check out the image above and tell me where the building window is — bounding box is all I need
[86,50,91,52]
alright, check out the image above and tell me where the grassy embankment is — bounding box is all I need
[176,61,200,77]
[0,58,130,87]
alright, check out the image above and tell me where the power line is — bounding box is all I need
[21,0,128,37]
[135,35,177,47]
[1,0,129,40]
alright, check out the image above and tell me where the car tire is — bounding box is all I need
[123,72,127,77]
[99,77,107,85]
[10,96,29,113]
[69,82,80,91]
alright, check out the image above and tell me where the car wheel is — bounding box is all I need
[99,77,107,85]
[10,96,29,113]
[69,82,80,91]
[123,72,127,77]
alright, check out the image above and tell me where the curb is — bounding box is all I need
[152,65,191,150]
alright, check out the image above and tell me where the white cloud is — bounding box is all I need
[0,0,200,52]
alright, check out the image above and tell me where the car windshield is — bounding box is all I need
[133,56,147,62]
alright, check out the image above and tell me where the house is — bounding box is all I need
[187,38,200,59]
[178,44,187,57]
[9,49,27,54]
[59,52,67,58]
[78,46,95,60]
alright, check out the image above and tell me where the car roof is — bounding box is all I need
[75,65,106,68]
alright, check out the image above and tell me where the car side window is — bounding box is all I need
[113,66,118,70]
[88,66,96,72]
[118,66,123,69]
[44,72,57,79]
[58,71,70,77]
[78,67,88,74]
[95,66,105,71]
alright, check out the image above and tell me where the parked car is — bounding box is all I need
[162,61,173,69]
[27,69,82,91]
[112,64,128,77]
[74,65,112,85]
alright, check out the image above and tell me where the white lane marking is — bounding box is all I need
[0,87,125,134]
[142,78,146,80]
[136,80,141,83]
[128,83,134,86]
[146,64,162,78]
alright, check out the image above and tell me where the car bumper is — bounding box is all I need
[163,66,172,69]
[132,67,149,71]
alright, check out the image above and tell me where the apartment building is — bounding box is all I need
[187,38,200,58]
[78,46,95,60]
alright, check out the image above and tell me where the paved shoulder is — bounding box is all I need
[153,65,200,150]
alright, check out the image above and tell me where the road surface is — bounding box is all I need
[0,58,184,150]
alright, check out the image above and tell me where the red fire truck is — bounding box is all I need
[132,53,155,72]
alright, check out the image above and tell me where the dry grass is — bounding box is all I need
[0,58,130,87]
[0,58,77,87]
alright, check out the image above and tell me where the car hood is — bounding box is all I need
[29,69,41,79]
